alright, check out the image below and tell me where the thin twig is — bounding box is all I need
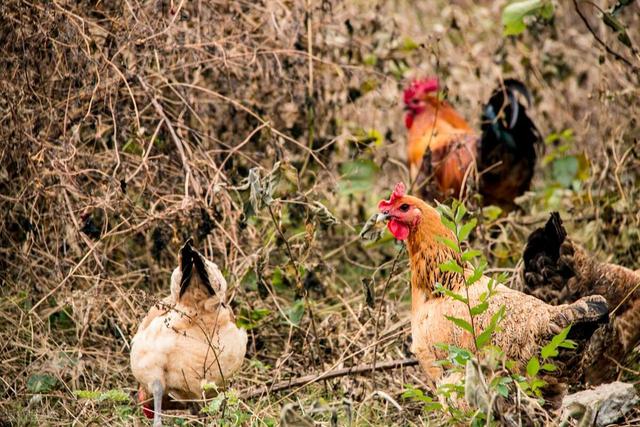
[138,76,202,199]
[239,357,418,400]
[371,247,405,384]
[572,0,639,75]
[266,204,324,372]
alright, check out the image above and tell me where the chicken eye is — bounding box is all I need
[399,203,410,212]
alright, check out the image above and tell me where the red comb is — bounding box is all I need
[378,182,406,210]
[403,78,439,104]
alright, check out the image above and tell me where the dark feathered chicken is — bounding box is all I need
[479,79,542,208]
[523,213,640,384]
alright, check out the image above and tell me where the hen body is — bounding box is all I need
[130,240,247,426]
[377,184,608,406]
[523,213,640,384]
[405,79,541,210]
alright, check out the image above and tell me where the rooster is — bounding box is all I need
[130,240,247,427]
[376,183,608,404]
[404,78,541,209]
[523,213,640,385]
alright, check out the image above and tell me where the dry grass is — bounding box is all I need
[1,0,639,425]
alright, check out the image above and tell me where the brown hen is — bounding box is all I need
[376,184,608,405]
[523,212,640,384]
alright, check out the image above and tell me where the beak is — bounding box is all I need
[376,212,390,223]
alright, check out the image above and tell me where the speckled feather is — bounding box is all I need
[395,197,607,405]
[523,213,640,384]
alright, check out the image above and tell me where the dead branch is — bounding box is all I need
[239,358,419,400]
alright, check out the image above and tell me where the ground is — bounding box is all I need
[1,0,639,425]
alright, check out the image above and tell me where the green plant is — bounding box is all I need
[27,374,58,393]
[201,388,252,426]
[435,201,506,355]
[401,385,443,412]
[518,325,576,397]
[502,0,555,36]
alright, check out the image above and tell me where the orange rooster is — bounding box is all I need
[404,78,541,209]
[130,240,247,427]
[376,183,608,404]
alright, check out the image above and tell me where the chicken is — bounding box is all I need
[522,213,640,384]
[376,183,608,404]
[404,78,541,209]
[130,239,247,426]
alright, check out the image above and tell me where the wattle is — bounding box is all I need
[388,220,410,240]
[138,387,154,419]
[404,113,414,129]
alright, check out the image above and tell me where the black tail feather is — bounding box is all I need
[480,79,541,153]
[477,79,542,207]
[179,238,216,299]
[521,212,576,302]
[523,212,566,268]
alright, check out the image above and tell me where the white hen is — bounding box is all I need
[130,239,247,426]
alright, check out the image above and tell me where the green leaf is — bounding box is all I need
[531,378,547,391]
[440,216,457,234]
[439,260,463,274]
[482,205,503,221]
[285,299,305,326]
[423,401,444,412]
[461,249,482,262]
[74,390,102,400]
[496,384,509,398]
[466,266,483,286]
[237,307,271,330]
[100,390,130,403]
[550,325,572,347]
[435,283,468,304]
[27,374,57,393]
[444,315,474,334]
[338,159,379,195]
[541,363,557,372]
[502,0,553,36]
[526,357,540,377]
[400,37,420,52]
[454,203,467,223]
[435,202,454,220]
[558,339,577,349]
[540,344,558,359]
[457,218,477,242]
[271,267,284,290]
[552,156,579,187]
[240,270,257,291]
[475,329,493,349]
[437,236,460,253]
[470,301,489,316]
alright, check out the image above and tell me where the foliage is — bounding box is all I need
[518,325,577,397]
[502,0,554,36]
[27,374,57,394]
[74,389,130,403]
[201,389,255,427]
